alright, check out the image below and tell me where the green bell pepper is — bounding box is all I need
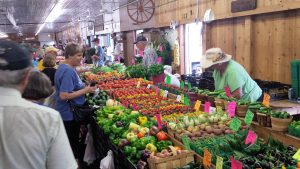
[111,124,123,134]
[124,146,137,157]
[155,140,173,152]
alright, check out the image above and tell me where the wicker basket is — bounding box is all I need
[236,105,249,117]
[271,117,293,132]
[207,96,215,107]
[257,113,271,127]
[214,98,226,110]
[147,151,194,169]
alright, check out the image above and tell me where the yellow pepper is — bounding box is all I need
[145,143,157,153]
[138,116,148,126]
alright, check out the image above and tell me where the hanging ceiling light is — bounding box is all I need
[35,0,66,35]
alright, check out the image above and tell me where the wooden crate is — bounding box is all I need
[147,151,194,169]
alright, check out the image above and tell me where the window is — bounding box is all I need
[184,22,203,75]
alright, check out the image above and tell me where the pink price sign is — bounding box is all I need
[224,86,231,97]
[159,45,163,52]
[157,57,162,64]
[132,104,138,111]
[155,114,163,129]
[139,50,143,56]
[227,101,237,117]
[245,130,257,145]
[155,86,159,95]
[230,156,242,169]
[204,102,211,113]
[131,58,135,65]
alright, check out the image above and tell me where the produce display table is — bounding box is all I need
[249,120,300,148]
[270,99,300,116]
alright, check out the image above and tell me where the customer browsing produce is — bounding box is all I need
[200,48,262,102]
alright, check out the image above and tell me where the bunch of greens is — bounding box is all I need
[147,64,164,76]
[125,65,148,78]
[110,63,126,73]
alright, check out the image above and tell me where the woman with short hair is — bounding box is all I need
[54,43,96,161]
[42,53,57,86]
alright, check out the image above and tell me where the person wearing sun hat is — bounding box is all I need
[201,48,262,102]
[0,40,77,169]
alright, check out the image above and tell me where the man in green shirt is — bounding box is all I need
[200,48,262,102]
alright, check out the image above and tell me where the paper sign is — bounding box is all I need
[292,149,300,161]
[137,81,141,88]
[216,156,223,169]
[159,45,163,52]
[203,148,212,167]
[160,89,164,97]
[131,58,135,65]
[182,135,191,150]
[184,96,190,106]
[224,86,231,97]
[180,81,184,89]
[204,102,211,113]
[164,90,168,98]
[227,101,237,117]
[230,156,242,169]
[176,95,181,102]
[194,100,201,111]
[230,118,241,131]
[144,77,147,82]
[262,93,270,107]
[216,106,223,113]
[157,57,162,64]
[139,50,143,56]
[188,83,192,91]
[155,86,159,95]
[244,110,254,125]
[166,75,171,85]
[245,130,257,145]
[181,94,184,103]
[155,114,163,129]
[147,84,151,89]
[210,107,216,113]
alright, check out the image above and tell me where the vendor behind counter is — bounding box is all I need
[200,48,262,102]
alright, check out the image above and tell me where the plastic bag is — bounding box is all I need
[100,150,114,169]
[83,124,96,165]
[44,90,56,109]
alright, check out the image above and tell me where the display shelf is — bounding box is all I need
[246,119,300,148]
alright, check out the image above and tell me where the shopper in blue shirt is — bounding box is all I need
[91,38,105,67]
[54,43,96,160]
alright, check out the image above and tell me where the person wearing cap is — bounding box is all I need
[38,46,59,71]
[0,40,77,169]
[92,38,105,67]
[54,43,96,161]
[201,48,262,102]
[134,35,158,67]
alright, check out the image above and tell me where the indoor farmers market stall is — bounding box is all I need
[1,0,300,169]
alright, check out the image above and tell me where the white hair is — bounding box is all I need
[0,67,31,89]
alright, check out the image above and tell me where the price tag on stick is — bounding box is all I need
[245,130,257,145]
[230,156,242,169]
[194,100,201,111]
[204,102,211,113]
[176,95,181,102]
[147,84,151,89]
[163,90,168,98]
[292,149,300,161]
[262,93,270,107]
[180,81,184,89]
[230,117,241,131]
[224,86,231,97]
[166,75,171,85]
[203,148,212,167]
[216,156,223,169]
[244,110,254,125]
[227,101,237,117]
[181,94,184,103]
[155,114,163,129]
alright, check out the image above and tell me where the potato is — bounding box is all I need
[213,129,223,135]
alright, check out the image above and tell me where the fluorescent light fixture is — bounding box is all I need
[35,0,65,35]
[0,32,8,39]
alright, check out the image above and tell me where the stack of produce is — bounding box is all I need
[125,65,148,78]
[164,111,240,141]
[190,130,298,169]
[85,89,108,107]
[111,90,190,116]
[288,120,300,138]
[84,71,123,82]
[96,102,190,168]
[110,63,126,73]
[98,78,152,90]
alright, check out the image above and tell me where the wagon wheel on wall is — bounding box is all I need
[127,0,155,24]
